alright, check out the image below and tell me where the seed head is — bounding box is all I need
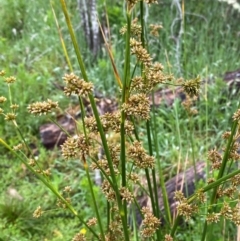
[4,112,16,121]
[182,76,201,97]
[233,109,240,122]
[0,96,7,103]
[63,73,93,97]
[4,76,16,84]
[33,206,43,218]
[28,99,58,116]
[206,212,220,223]
[0,70,5,76]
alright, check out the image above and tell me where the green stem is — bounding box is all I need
[59,1,129,239]
[151,99,172,225]
[171,165,240,237]
[120,9,131,232]
[0,138,99,239]
[200,120,238,241]
[85,163,105,240]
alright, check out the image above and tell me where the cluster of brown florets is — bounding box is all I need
[85,111,134,134]
[130,38,152,67]
[174,191,198,221]
[140,207,161,238]
[122,93,150,120]
[120,18,141,38]
[105,215,124,241]
[206,202,240,225]
[149,24,163,36]
[128,141,155,169]
[182,94,198,115]
[63,73,93,97]
[72,233,86,241]
[61,135,89,160]
[28,99,59,116]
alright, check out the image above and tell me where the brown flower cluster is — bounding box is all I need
[0,96,7,103]
[33,206,43,218]
[63,73,93,97]
[128,141,155,169]
[145,0,158,3]
[0,70,5,76]
[233,109,240,121]
[4,76,16,84]
[140,207,161,238]
[105,215,123,241]
[207,202,240,225]
[130,38,152,67]
[182,94,198,115]
[28,99,58,116]
[87,217,97,226]
[144,63,172,91]
[119,187,134,203]
[120,18,141,38]
[101,180,115,202]
[174,191,198,221]
[149,24,162,36]
[122,93,150,120]
[182,76,201,97]
[207,148,222,170]
[72,233,86,241]
[61,135,89,160]
[85,111,134,134]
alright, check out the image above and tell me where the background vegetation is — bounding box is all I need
[0,0,240,240]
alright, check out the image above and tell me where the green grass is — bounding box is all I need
[0,0,240,240]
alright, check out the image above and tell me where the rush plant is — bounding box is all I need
[1,1,240,241]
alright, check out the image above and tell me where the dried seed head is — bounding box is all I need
[141,207,161,238]
[130,38,152,67]
[182,76,201,97]
[4,76,16,84]
[206,212,220,223]
[149,24,162,36]
[63,73,93,97]
[13,143,24,151]
[145,0,158,3]
[119,187,134,203]
[72,233,86,241]
[4,112,16,121]
[28,99,58,116]
[233,109,240,121]
[33,206,43,218]
[61,135,89,160]
[10,104,19,110]
[0,70,5,76]
[221,202,233,219]
[128,141,155,169]
[122,94,150,120]
[0,96,7,103]
[164,234,173,241]
[87,217,97,226]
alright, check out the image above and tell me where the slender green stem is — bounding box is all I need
[200,120,238,241]
[0,138,99,239]
[78,96,88,139]
[151,100,172,225]
[49,117,71,137]
[120,9,131,232]
[139,1,161,238]
[85,163,106,241]
[59,1,129,239]
[171,165,240,237]
[145,121,156,216]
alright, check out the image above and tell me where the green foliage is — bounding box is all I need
[1,0,240,240]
